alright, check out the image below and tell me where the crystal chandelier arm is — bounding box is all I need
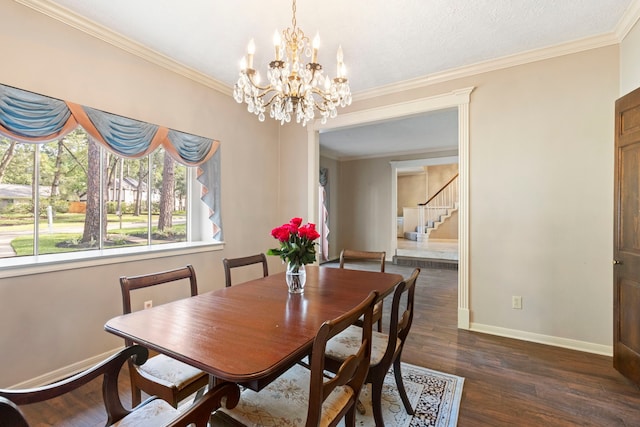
[310,87,339,104]
[243,71,273,92]
[261,92,283,108]
[309,92,331,112]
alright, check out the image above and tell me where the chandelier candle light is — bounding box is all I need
[233,0,352,126]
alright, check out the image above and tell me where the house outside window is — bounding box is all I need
[0,132,188,258]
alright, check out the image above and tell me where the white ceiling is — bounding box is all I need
[29,0,636,158]
[319,109,458,160]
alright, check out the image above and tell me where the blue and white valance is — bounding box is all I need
[0,83,222,238]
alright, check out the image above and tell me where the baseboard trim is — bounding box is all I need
[458,308,470,329]
[8,346,124,389]
[470,323,612,357]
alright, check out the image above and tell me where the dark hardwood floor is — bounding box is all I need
[16,263,640,426]
[385,262,640,427]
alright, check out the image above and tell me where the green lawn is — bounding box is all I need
[10,223,187,256]
[1,213,157,228]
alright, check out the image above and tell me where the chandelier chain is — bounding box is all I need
[292,0,297,30]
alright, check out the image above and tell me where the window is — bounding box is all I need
[0,131,188,258]
[0,83,222,269]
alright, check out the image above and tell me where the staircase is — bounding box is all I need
[404,173,458,242]
[403,203,458,241]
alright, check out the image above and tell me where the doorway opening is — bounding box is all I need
[308,87,473,328]
[393,156,459,269]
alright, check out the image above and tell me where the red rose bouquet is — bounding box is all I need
[267,217,320,267]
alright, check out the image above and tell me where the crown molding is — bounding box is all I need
[13,0,230,95]
[355,0,640,101]
[326,146,458,162]
[16,0,640,101]
[354,32,620,102]
[616,0,640,40]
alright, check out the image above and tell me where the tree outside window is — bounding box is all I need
[0,128,187,258]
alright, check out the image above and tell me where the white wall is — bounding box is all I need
[335,151,454,253]
[0,1,288,387]
[337,157,392,252]
[468,48,616,348]
[621,20,640,96]
[335,45,618,351]
[397,173,426,216]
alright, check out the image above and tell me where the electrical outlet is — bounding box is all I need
[512,296,522,310]
[144,300,153,310]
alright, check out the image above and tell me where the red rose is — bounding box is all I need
[299,223,320,241]
[286,223,298,236]
[290,217,303,227]
[271,225,290,242]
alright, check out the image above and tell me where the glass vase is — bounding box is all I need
[286,262,306,294]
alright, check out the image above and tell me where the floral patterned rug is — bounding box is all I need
[212,362,464,427]
[343,362,464,427]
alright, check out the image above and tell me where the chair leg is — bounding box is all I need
[377,318,383,333]
[344,405,357,427]
[193,385,206,403]
[393,358,414,415]
[371,380,385,427]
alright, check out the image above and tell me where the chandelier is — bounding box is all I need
[233,0,352,126]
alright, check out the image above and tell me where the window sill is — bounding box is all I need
[0,241,224,279]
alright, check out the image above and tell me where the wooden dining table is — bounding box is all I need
[104,265,403,391]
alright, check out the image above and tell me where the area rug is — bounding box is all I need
[342,362,464,427]
[212,362,464,427]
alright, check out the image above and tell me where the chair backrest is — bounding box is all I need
[0,345,240,427]
[306,291,377,426]
[222,253,268,287]
[0,345,150,425]
[120,265,198,346]
[339,249,385,272]
[383,268,420,361]
[0,397,29,427]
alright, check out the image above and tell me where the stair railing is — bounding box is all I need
[417,173,459,240]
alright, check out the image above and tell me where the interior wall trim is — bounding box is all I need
[354,33,619,101]
[17,0,640,101]
[616,0,640,41]
[470,323,613,357]
[8,346,123,389]
[14,0,229,94]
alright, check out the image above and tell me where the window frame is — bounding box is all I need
[0,83,224,278]
[0,144,223,278]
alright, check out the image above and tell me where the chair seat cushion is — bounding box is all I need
[219,363,354,427]
[112,398,179,427]
[325,325,401,367]
[138,354,206,389]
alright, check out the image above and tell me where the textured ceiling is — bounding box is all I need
[31,0,636,158]
[320,109,459,160]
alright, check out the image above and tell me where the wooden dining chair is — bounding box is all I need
[324,268,421,427]
[0,345,240,427]
[222,253,269,287]
[119,265,210,408]
[216,291,378,427]
[339,248,386,332]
